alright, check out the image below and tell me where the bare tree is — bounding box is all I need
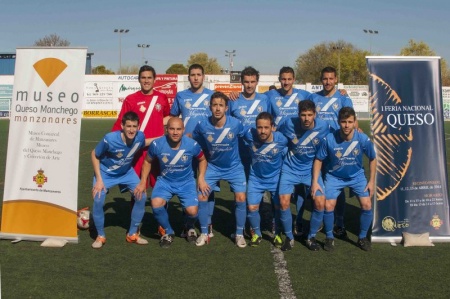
[34,34,70,47]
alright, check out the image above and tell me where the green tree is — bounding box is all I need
[187,52,222,74]
[399,39,450,86]
[166,63,188,74]
[34,34,70,47]
[91,65,115,74]
[295,40,368,84]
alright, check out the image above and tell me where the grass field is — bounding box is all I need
[1,119,450,298]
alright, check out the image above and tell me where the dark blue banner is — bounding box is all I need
[367,57,450,242]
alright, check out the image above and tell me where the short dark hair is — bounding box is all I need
[298,99,316,113]
[138,65,156,79]
[210,91,229,106]
[122,111,140,125]
[279,66,295,78]
[321,66,337,78]
[269,85,276,90]
[256,112,274,126]
[338,107,356,121]
[189,64,204,75]
[241,66,259,83]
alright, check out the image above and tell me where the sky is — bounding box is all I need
[1,0,449,75]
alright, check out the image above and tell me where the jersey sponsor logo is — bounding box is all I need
[185,102,192,109]
[108,142,141,171]
[161,154,169,163]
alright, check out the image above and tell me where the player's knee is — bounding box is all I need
[151,197,166,208]
[248,204,259,212]
[325,199,336,211]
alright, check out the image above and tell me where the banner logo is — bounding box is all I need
[33,168,48,187]
[33,58,67,87]
[381,216,396,231]
[430,214,443,230]
[370,74,413,201]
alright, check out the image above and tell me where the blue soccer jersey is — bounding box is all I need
[229,93,271,130]
[243,128,288,182]
[316,130,376,179]
[192,116,245,170]
[170,88,214,134]
[266,88,311,127]
[94,130,146,176]
[148,135,203,182]
[311,90,353,132]
[277,117,330,176]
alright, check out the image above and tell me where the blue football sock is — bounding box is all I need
[335,191,346,227]
[152,205,174,235]
[208,192,215,225]
[280,208,293,239]
[324,210,335,239]
[359,209,373,239]
[92,190,107,237]
[235,201,246,236]
[295,193,305,228]
[247,209,261,237]
[308,209,324,239]
[198,201,209,234]
[128,193,146,235]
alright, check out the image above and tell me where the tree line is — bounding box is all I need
[33,34,450,85]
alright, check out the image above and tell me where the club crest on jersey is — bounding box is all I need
[240,108,246,116]
[272,147,279,154]
[313,138,320,145]
[335,150,342,158]
[252,145,257,152]
[292,137,299,144]
[352,148,360,156]
[139,105,146,113]
[181,154,188,162]
[276,99,282,107]
[185,102,192,109]
[295,98,300,104]
[316,105,322,112]
[204,100,209,106]
[116,151,123,158]
[257,105,263,112]
[161,155,169,164]
[155,103,162,111]
[332,102,339,111]
[227,132,234,139]
[207,135,214,143]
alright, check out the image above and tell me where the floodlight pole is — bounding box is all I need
[332,46,344,81]
[137,44,150,65]
[225,50,236,73]
[114,29,130,74]
[363,29,379,53]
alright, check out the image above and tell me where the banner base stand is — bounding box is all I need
[0,232,78,244]
[372,236,450,243]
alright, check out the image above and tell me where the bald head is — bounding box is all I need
[166,117,184,144]
[167,116,184,128]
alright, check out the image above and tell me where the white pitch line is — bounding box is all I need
[271,245,296,299]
